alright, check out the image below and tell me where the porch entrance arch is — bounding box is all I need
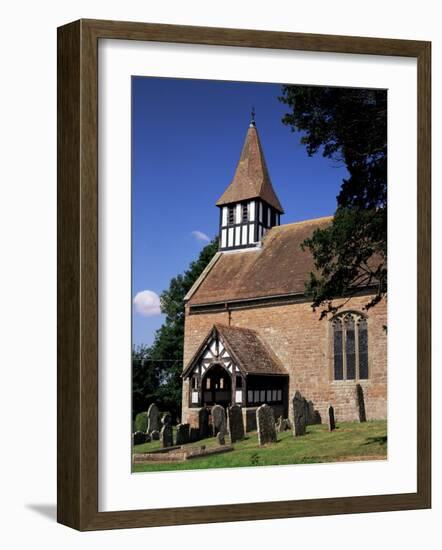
[202,363,232,408]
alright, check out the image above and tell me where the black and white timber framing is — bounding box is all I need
[182,326,288,413]
[218,198,282,251]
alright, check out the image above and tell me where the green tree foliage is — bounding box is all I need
[132,238,219,421]
[279,86,387,316]
[134,411,149,432]
[132,344,161,420]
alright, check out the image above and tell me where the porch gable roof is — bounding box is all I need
[182,323,288,379]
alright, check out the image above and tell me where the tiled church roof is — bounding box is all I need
[216,124,284,213]
[215,324,287,376]
[187,216,332,306]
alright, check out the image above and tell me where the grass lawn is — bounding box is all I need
[132,420,387,473]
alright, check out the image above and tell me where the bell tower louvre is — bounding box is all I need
[216,111,284,252]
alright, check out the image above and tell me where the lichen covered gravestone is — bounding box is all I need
[146,403,160,434]
[228,404,245,443]
[292,391,307,436]
[256,404,277,445]
[176,423,190,445]
[328,405,336,431]
[211,404,226,436]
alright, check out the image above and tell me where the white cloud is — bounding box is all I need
[133,290,161,317]
[191,230,210,243]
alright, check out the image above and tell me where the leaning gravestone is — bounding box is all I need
[176,423,190,445]
[146,403,160,434]
[256,403,277,445]
[211,404,227,437]
[293,391,307,436]
[355,383,367,422]
[160,424,173,448]
[328,405,336,431]
[228,405,245,443]
[198,407,210,439]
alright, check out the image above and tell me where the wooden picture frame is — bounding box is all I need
[57,19,431,531]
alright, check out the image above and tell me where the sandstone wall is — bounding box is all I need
[181,296,387,425]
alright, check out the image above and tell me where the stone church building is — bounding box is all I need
[181,117,387,431]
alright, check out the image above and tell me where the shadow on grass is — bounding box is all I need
[364,435,387,446]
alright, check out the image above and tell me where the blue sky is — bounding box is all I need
[132,77,349,347]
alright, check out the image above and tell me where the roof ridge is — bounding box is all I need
[269,215,333,230]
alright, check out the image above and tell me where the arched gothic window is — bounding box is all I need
[332,312,368,380]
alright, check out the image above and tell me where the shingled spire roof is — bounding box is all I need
[216,121,284,213]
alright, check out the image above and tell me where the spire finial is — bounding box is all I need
[250,106,256,127]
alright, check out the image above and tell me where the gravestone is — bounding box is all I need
[211,404,227,437]
[161,412,172,428]
[189,427,200,442]
[217,432,225,445]
[305,400,313,425]
[355,384,367,422]
[150,430,160,441]
[276,416,288,432]
[256,404,277,445]
[282,418,290,432]
[311,410,322,424]
[228,405,245,443]
[292,391,307,436]
[198,407,210,439]
[133,431,146,445]
[328,405,336,431]
[146,403,160,434]
[275,416,282,432]
[160,425,173,448]
[176,423,190,445]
